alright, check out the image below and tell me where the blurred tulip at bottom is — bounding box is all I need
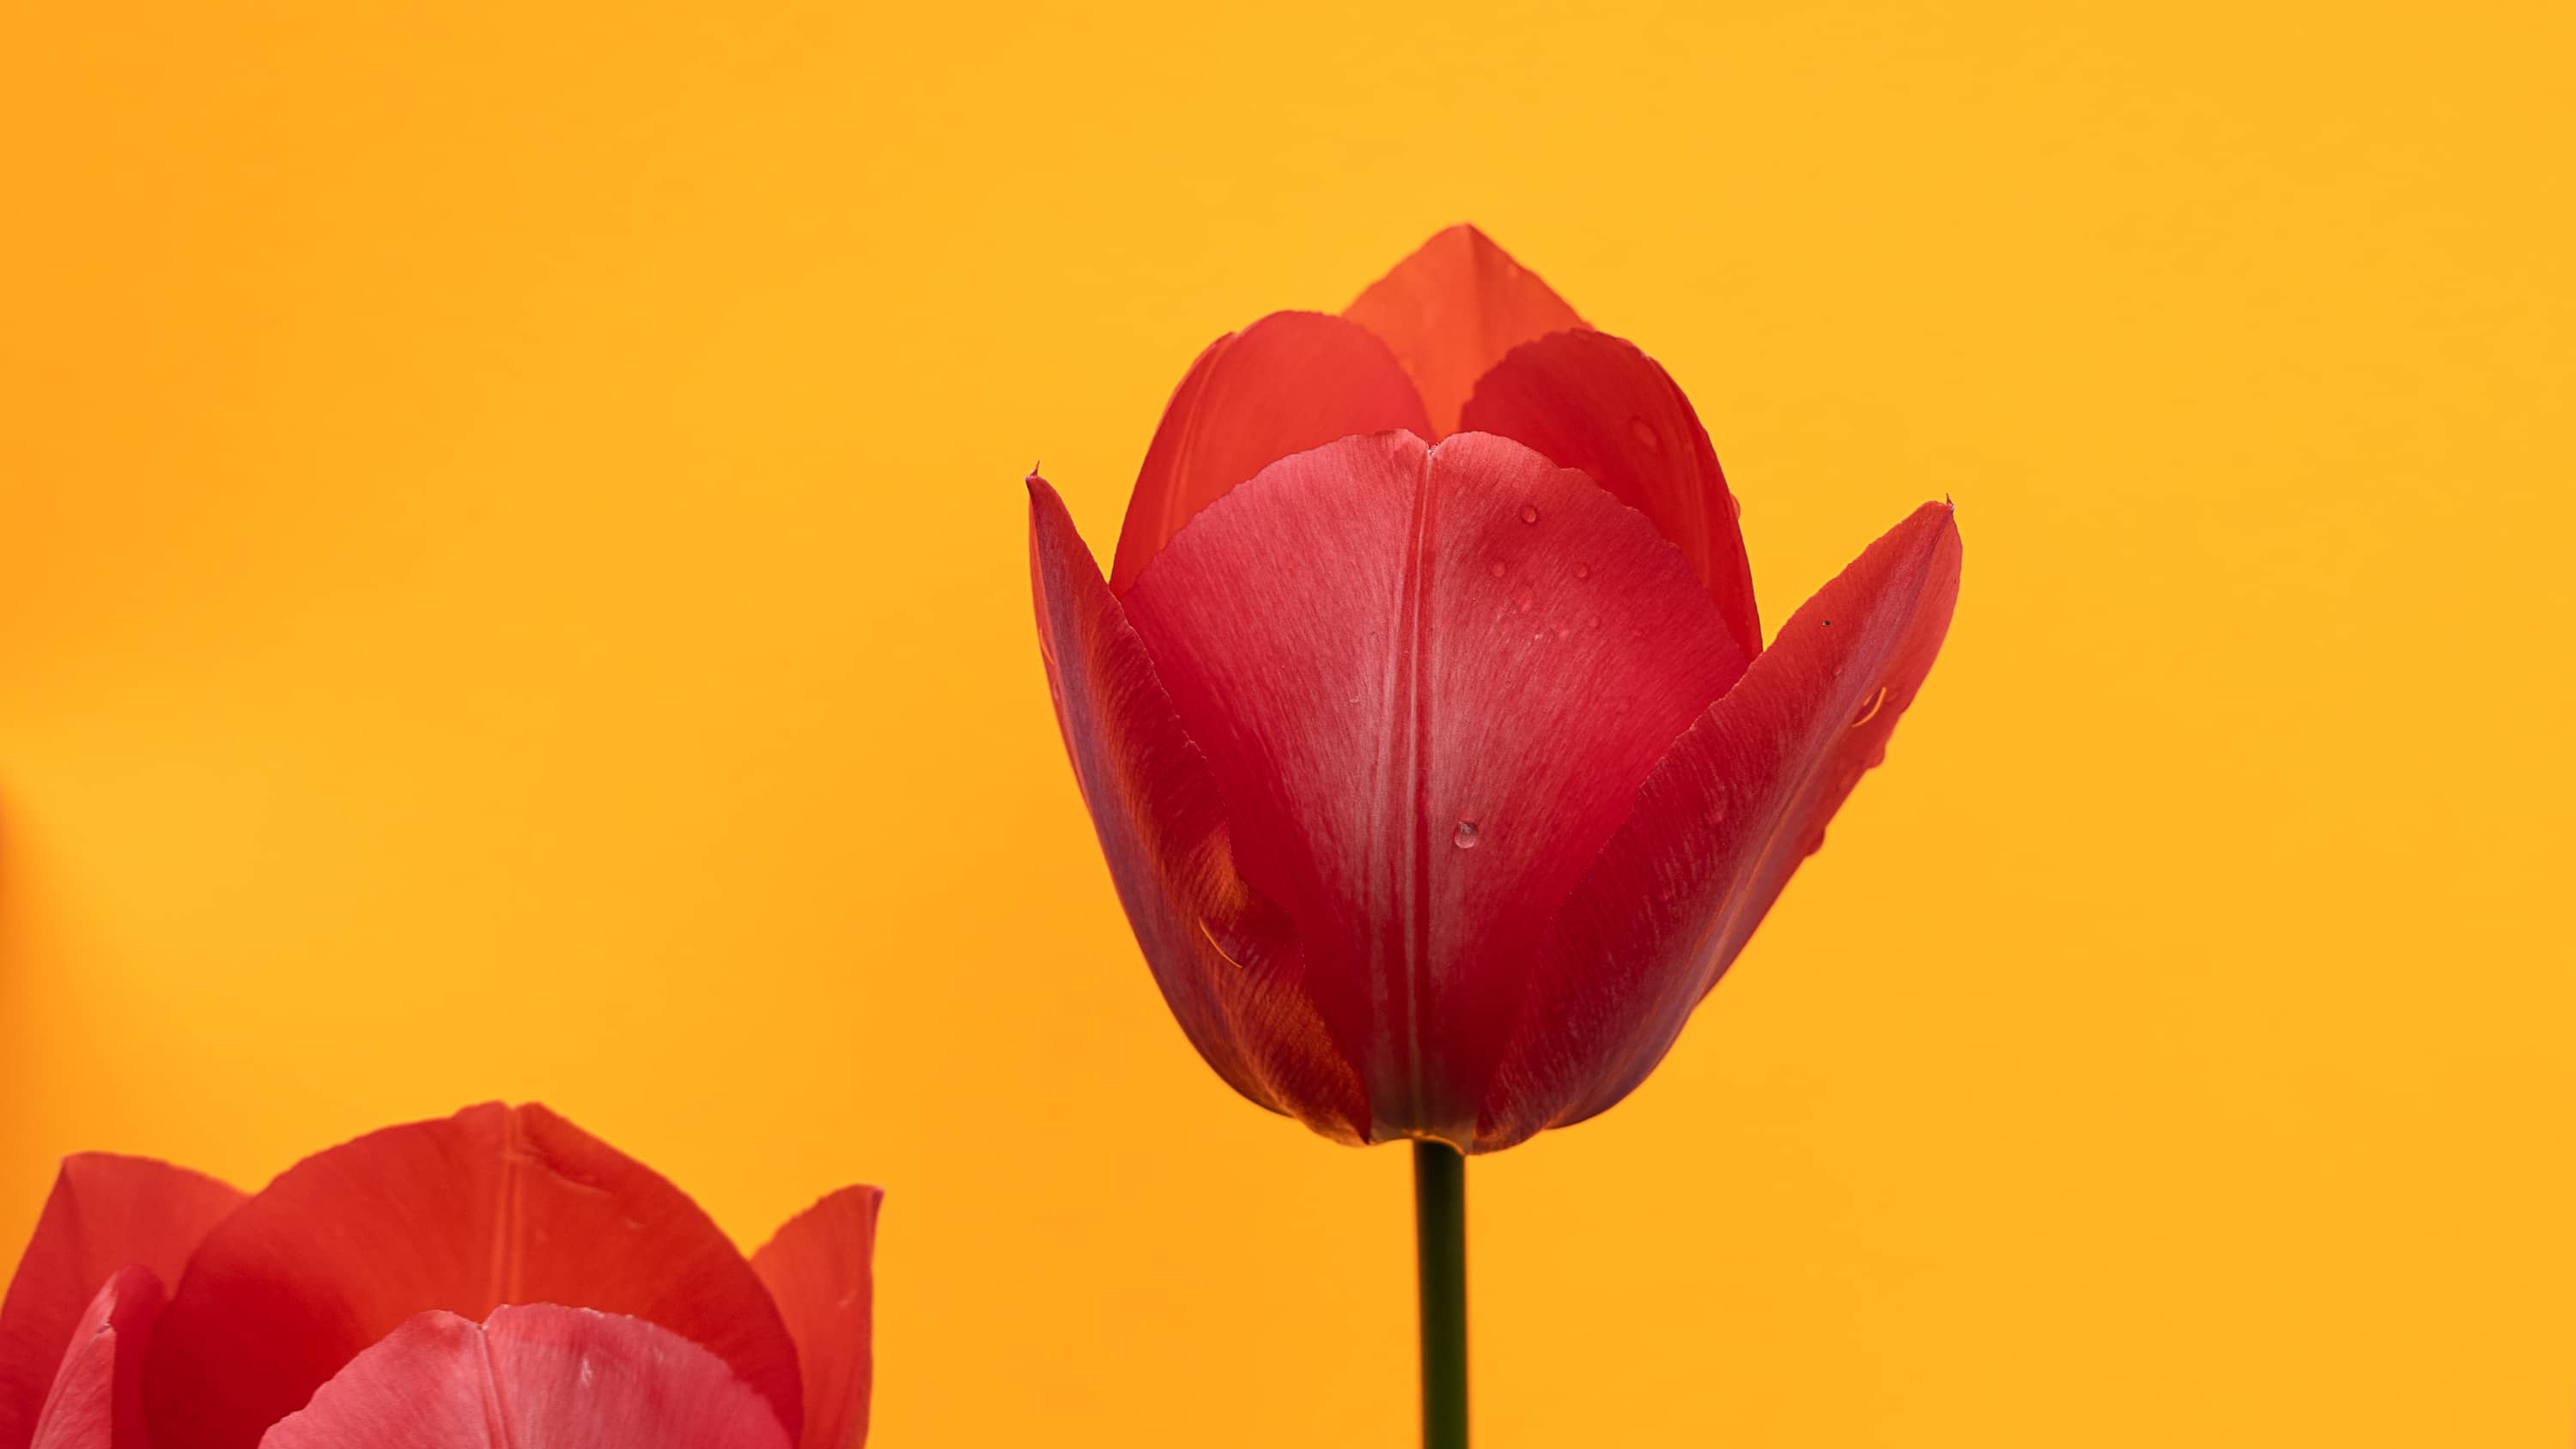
[1030,225,1964,1153]
[0,1104,880,1449]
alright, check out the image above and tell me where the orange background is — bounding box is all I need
[3,3,2571,1444]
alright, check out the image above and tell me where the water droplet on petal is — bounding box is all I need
[1519,505,1540,524]
[1516,590,1535,615]
[1488,561,1507,579]
[1628,418,1662,452]
[1572,562,1591,579]
[1850,685,1888,728]
[1453,818,1481,849]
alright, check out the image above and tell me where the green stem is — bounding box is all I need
[1413,1139,1467,1449]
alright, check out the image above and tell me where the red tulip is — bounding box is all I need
[1030,226,1963,1155]
[0,1105,879,1449]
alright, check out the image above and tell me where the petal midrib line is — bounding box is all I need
[489,1111,531,1313]
[475,1323,521,1449]
[1372,440,1444,1133]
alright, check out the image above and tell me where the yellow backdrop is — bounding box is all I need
[3,3,2570,1444]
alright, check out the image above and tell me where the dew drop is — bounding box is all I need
[1850,684,1888,728]
[1516,589,1535,615]
[1519,504,1540,524]
[1452,818,1481,850]
[1573,562,1591,579]
[1628,418,1662,453]
[1488,561,1508,579]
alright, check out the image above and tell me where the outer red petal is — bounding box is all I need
[143,1104,802,1449]
[1030,476,1371,1143]
[1108,311,1429,593]
[1482,503,1963,1149]
[749,1188,881,1449]
[1342,226,1587,436]
[1459,330,1764,663]
[1121,431,1749,1146]
[0,1155,243,1449]
[24,1269,162,1449]
[256,1305,793,1449]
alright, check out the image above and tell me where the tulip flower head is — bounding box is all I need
[1030,226,1962,1153]
[0,1104,878,1449]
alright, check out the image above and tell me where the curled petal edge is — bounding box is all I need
[1480,501,1963,1150]
[1030,475,1371,1143]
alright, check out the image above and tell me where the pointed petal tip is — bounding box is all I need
[1346,227,1585,435]
[1417,221,1505,257]
[762,1183,885,1245]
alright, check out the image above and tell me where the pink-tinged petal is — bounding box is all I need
[750,1188,881,1449]
[144,1104,801,1449]
[257,1305,793,1449]
[1460,330,1763,663]
[1109,312,1429,593]
[1483,503,1964,1149]
[1343,226,1588,436]
[1030,477,1371,1143]
[0,1155,243,1449]
[1121,431,1750,1145]
[25,1268,162,1449]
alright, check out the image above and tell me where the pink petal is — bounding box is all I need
[0,1155,243,1449]
[1109,311,1429,593]
[144,1104,801,1449]
[749,1188,882,1449]
[256,1305,793,1449]
[1483,503,1964,1149]
[26,1269,162,1449]
[1121,431,1749,1145]
[1029,476,1371,1143]
[1459,329,1763,663]
[1342,225,1587,436]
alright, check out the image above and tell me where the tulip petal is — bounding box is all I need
[24,1268,162,1449]
[144,1104,801,1449]
[257,1305,793,1449]
[1030,476,1372,1143]
[750,1188,881,1449]
[0,1155,242,1449]
[1483,502,1963,1149]
[1343,226,1587,435]
[1109,312,1430,593]
[1459,330,1763,663]
[1121,431,1749,1144]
